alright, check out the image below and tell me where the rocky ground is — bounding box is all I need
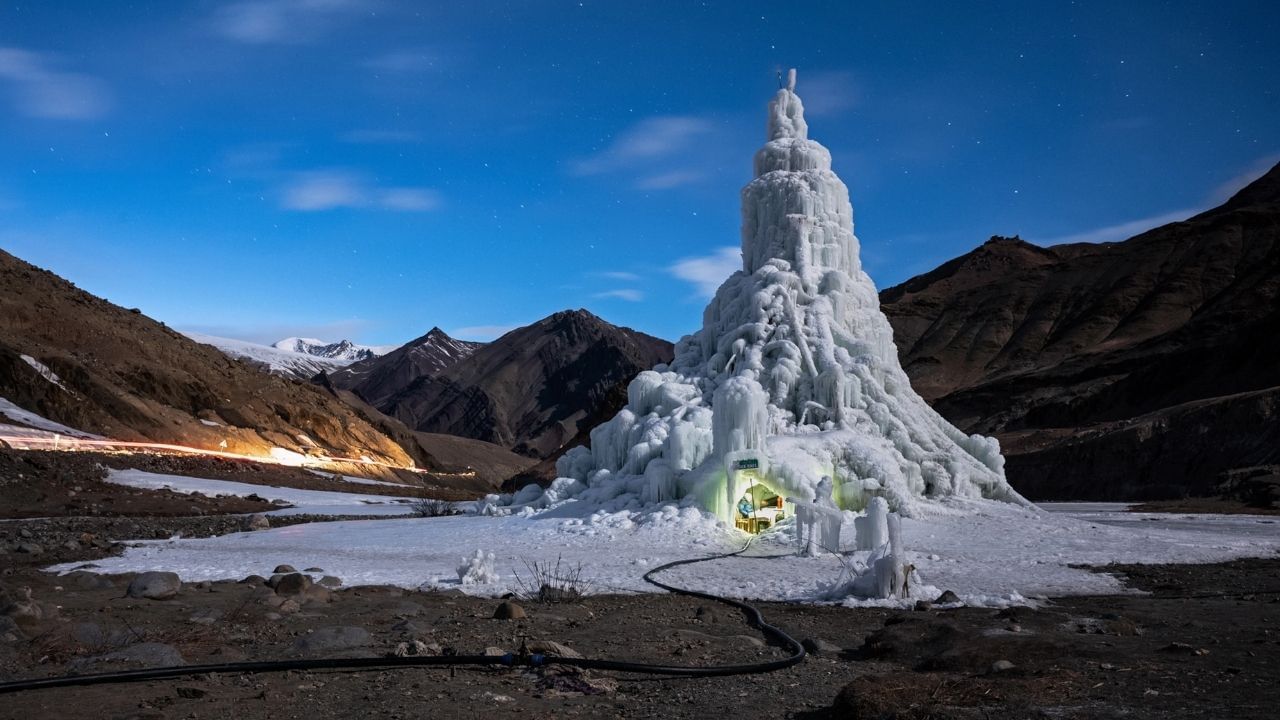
[1,508,1277,719]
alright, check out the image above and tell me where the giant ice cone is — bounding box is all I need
[543,70,1026,520]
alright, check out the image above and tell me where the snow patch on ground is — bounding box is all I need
[103,468,419,516]
[51,489,1280,605]
[20,355,68,390]
[307,469,409,488]
[0,397,103,439]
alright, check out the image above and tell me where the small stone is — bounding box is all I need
[801,637,843,656]
[126,572,182,601]
[304,567,324,572]
[483,646,507,656]
[273,564,297,574]
[935,590,961,604]
[318,575,343,588]
[914,600,933,611]
[493,601,526,620]
[390,619,425,635]
[279,599,301,614]
[991,659,1015,673]
[15,543,42,555]
[189,607,222,625]
[244,514,270,531]
[525,640,582,658]
[239,575,267,585]
[175,686,207,699]
[391,639,431,657]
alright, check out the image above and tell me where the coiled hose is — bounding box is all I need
[0,540,805,694]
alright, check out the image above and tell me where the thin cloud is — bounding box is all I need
[1035,153,1280,246]
[594,289,644,302]
[0,47,111,120]
[1209,152,1280,202]
[596,271,641,282]
[797,70,860,117]
[380,187,441,211]
[1037,209,1195,246]
[571,116,713,176]
[670,247,741,298]
[213,0,373,44]
[452,324,521,341]
[636,169,705,190]
[280,170,440,212]
[364,49,441,74]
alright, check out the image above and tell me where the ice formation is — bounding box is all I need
[457,549,499,585]
[506,69,1027,523]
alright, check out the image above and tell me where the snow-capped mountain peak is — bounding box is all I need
[272,337,394,363]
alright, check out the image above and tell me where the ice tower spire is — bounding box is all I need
[537,71,1028,521]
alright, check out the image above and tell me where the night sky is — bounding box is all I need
[1,1,1276,345]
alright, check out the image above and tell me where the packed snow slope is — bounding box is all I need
[531,71,1023,519]
[184,333,349,380]
[273,337,393,364]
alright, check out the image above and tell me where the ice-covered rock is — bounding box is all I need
[457,550,499,585]
[511,70,1028,523]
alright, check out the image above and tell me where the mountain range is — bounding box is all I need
[329,310,673,459]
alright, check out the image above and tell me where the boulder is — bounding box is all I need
[273,564,297,574]
[493,601,526,620]
[525,640,582,659]
[126,572,182,600]
[801,637,843,656]
[273,573,313,596]
[244,514,270,531]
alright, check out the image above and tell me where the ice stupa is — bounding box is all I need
[517,70,1027,522]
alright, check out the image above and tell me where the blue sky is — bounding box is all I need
[1,1,1276,345]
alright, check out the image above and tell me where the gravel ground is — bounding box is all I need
[1,510,1277,719]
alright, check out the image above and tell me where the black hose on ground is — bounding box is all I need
[0,539,806,694]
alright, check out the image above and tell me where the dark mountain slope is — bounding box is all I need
[377,310,673,458]
[881,163,1280,499]
[0,248,415,469]
[329,328,483,406]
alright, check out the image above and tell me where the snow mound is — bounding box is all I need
[505,70,1025,523]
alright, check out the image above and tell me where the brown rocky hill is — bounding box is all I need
[328,327,483,406]
[370,309,673,458]
[880,162,1280,500]
[0,248,417,471]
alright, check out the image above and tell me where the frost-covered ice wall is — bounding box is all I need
[525,70,1027,520]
